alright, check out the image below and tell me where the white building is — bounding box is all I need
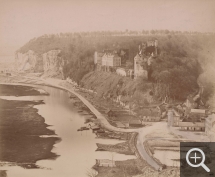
[102,53,121,71]
[96,159,116,167]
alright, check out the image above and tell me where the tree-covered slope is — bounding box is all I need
[17,32,215,103]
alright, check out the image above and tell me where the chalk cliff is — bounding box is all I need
[15,50,65,78]
[15,50,40,72]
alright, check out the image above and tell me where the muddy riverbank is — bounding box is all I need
[0,76,167,176]
[0,83,138,177]
[0,85,59,169]
[0,84,49,96]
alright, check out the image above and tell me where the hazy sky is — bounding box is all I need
[0,0,215,55]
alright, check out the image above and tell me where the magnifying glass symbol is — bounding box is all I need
[186,148,210,172]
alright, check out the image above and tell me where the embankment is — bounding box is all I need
[0,76,162,171]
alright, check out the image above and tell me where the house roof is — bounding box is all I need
[139,108,160,117]
[129,119,142,124]
[191,109,206,114]
[158,105,167,112]
[103,53,120,58]
[134,54,143,60]
[179,122,205,127]
[96,159,115,164]
[116,122,127,128]
[105,109,113,114]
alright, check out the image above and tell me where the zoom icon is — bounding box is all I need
[186,148,210,172]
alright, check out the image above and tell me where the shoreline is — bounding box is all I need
[0,86,60,169]
[0,76,162,172]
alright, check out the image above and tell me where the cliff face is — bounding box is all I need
[15,50,65,78]
[15,50,40,72]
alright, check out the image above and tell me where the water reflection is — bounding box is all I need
[0,85,135,177]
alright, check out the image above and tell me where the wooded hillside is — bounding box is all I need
[17,32,215,103]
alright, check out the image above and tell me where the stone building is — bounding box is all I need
[96,159,116,167]
[146,39,158,56]
[101,52,121,71]
[134,54,147,79]
[167,109,180,127]
[94,51,104,71]
[178,121,205,131]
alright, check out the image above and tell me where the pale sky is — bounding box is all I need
[0,0,215,55]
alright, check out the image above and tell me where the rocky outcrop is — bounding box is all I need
[42,50,64,78]
[15,50,42,72]
[15,50,65,78]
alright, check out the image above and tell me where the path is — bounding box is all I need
[1,76,162,170]
[2,76,209,171]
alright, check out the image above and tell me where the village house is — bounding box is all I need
[129,119,142,127]
[96,159,116,167]
[178,121,205,131]
[184,87,204,111]
[167,109,180,127]
[173,108,207,131]
[140,108,161,122]
[189,109,206,118]
[115,122,129,128]
[184,109,207,125]
[105,109,116,118]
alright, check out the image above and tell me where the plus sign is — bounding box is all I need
[190,152,201,163]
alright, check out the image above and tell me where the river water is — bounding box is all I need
[0,84,136,177]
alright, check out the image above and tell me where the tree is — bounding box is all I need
[150,30,155,35]
[165,29,170,34]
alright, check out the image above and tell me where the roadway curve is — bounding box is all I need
[0,77,162,170]
[44,78,162,170]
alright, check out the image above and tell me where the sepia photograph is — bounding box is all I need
[0,0,215,177]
